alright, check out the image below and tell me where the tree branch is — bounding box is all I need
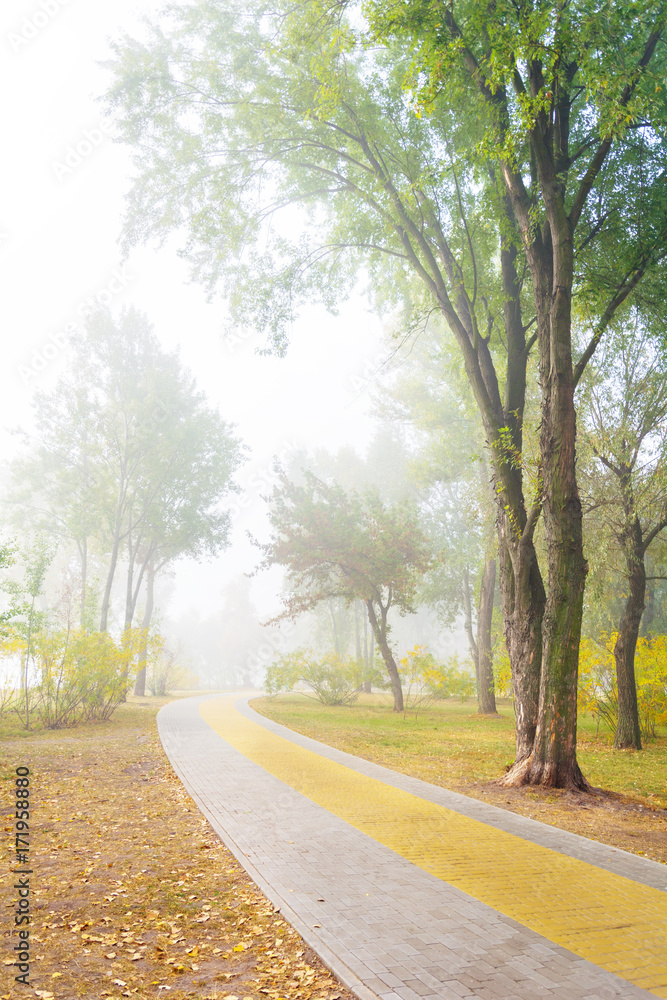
[569,19,667,230]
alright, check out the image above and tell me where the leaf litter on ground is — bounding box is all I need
[1,697,351,1000]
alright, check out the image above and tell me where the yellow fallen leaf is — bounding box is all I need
[104,952,117,959]
[232,944,245,952]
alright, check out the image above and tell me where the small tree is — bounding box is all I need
[258,471,434,711]
[579,321,667,748]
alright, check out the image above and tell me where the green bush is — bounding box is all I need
[265,649,365,706]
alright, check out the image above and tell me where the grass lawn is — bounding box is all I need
[252,693,667,866]
[0,696,351,1000]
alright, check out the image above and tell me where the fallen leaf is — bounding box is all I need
[113,979,127,987]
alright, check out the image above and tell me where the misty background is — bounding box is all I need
[0,0,465,688]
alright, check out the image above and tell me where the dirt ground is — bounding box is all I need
[1,700,352,1000]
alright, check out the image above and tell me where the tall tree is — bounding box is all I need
[363,0,667,786]
[105,0,667,784]
[105,10,544,766]
[9,307,244,637]
[258,470,434,710]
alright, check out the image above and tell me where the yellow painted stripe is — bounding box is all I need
[200,697,667,998]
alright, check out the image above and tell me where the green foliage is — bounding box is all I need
[265,649,370,706]
[260,470,433,620]
[8,307,244,632]
[578,634,667,740]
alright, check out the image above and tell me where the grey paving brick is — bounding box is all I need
[158,695,658,1000]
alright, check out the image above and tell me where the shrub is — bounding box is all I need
[147,641,192,696]
[578,633,667,739]
[265,649,364,706]
[4,626,148,729]
[398,645,437,717]
[399,646,476,716]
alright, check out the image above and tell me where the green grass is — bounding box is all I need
[253,693,667,808]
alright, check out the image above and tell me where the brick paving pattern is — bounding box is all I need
[158,694,667,1000]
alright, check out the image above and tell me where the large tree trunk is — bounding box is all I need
[365,598,403,712]
[133,562,155,697]
[476,556,497,715]
[497,511,545,761]
[613,504,645,749]
[504,237,589,790]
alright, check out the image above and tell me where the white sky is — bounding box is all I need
[1,0,390,621]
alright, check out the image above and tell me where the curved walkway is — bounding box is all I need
[158,694,667,1000]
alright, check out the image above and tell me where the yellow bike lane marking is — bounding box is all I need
[200,697,667,998]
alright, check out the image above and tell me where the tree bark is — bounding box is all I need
[496,508,545,760]
[100,533,120,632]
[503,233,589,790]
[133,562,155,697]
[365,598,403,711]
[641,575,655,637]
[476,556,497,714]
[613,490,645,749]
[462,563,497,714]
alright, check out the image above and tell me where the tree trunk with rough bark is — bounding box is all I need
[476,556,497,714]
[614,503,645,749]
[462,561,497,714]
[366,598,403,712]
[496,511,545,761]
[503,235,589,790]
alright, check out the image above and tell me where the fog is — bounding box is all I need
[1,1,470,686]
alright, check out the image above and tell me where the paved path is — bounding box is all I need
[158,694,667,1000]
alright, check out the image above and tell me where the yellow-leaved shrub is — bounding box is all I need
[578,633,667,739]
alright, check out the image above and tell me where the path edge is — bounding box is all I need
[157,696,379,1000]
